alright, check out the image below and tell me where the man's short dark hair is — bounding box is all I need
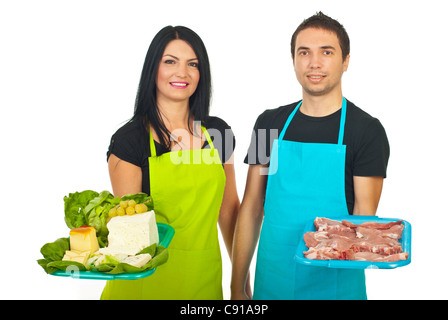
[291,11,350,61]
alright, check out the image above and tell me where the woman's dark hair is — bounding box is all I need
[131,25,212,150]
[291,11,350,61]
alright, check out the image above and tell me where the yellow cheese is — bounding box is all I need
[62,250,90,265]
[69,226,99,254]
[63,250,80,258]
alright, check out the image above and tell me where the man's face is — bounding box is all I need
[293,27,349,97]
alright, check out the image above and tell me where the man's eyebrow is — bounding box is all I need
[163,54,198,61]
[296,46,310,52]
[296,45,337,52]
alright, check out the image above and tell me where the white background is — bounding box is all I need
[1,0,447,300]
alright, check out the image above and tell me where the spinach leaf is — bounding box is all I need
[47,260,86,272]
[40,237,69,262]
[38,237,70,273]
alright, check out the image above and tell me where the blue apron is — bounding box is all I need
[253,98,367,300]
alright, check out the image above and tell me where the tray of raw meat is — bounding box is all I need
[294,216,411,269]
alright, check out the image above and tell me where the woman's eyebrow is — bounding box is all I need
[163,54,179,60]
[163,54,198,62]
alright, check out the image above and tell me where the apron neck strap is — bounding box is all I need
[337,98,347,145]
[279,98,347,145]
[149,128,157,157]
[278,101,302,141]
[149,124,213,157]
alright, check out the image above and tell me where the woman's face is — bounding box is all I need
[156,39,200,106]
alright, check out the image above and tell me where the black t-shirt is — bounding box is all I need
[107,116,235,196]
[244,99,390,214]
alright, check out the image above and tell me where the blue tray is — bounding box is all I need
[51,223,175,280]
[294,216,411,269]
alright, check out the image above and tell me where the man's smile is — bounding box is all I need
[306,74,327,83]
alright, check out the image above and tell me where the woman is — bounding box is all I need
[101,26,241,299]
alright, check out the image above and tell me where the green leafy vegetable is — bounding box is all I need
[83,191,120,246]
[63,190,99,229]
[137,243,157,256]
[38,237,70,273]
[47,260,87,272]
[102,254,123,265]
[141,245,169,270]
[38,190,168,276]
[40,237,70,262]
[62,190,153,247]
[38,243,168,275]
[91,245,169,275]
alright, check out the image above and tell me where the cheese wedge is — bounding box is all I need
[62,250,91,265]
[69,226,99,254]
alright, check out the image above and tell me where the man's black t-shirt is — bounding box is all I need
[244,99,390,214]
[107,116,235,196]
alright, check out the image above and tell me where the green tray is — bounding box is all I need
[50,223,174,280]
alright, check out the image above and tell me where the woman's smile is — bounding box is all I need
[169,81,189,89]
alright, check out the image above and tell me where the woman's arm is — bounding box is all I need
[230,164,267,300]
[218,154,240,258]
[108,154,142,198]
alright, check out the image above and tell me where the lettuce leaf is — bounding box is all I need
[63,190,122,247]
[83,191,120,246]
[63,190,99,229]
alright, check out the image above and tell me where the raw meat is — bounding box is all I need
[342,219,403,230]
[303,217,409,262]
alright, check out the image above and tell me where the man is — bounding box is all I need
[231,12,389,300]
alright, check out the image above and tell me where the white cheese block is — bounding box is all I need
[102,210,159,256]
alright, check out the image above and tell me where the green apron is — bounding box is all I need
[101,125,226,299]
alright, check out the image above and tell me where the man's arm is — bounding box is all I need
[231,164,267,300]
[352,176,384,216]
